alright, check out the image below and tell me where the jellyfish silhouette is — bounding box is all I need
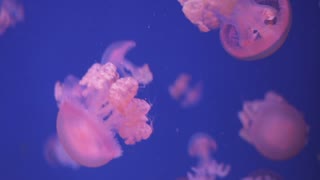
[178,0,291,60]
[186,133,231,180]
[54,41,153,168]
[238,91,309,160]
[168,73,203,108]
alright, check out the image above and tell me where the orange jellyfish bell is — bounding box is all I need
[219,0,292,60]
[56,101,122,168]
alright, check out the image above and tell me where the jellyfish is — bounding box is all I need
[54,41,153,168]
[168,73,203,108]
[238,91,309,160]
[44,135,80,169]
[0,0,23,35]
[242,169,283,180]
[177,0,291,60]
[101,40,153,85]
[186,133,231,180]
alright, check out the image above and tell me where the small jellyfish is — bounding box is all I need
[186,133,231,180]
[178,0,291,60]
[0,0,24,35]
[44,135,80,169]
[188,133,217,161]
[242,169,283,180]
[54,41,153,168]
[168,73,203,108]
[238,91,309,160]
[101,40,153,85]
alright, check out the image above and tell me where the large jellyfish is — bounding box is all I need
[238,91,309,160]
[186,133,231,180]
[177,0,291,60]
[54,41,153,168]
[0,0,23,35]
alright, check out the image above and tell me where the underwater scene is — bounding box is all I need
[0,0,319,179]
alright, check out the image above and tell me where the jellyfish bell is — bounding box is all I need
[44,135,80,169]
[219,0,291,60]
[56,100,122,168]
[238,91,309,160]
[249,105,308,160]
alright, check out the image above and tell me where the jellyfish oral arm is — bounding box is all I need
[53,41,154,168]
[214,163,231,177]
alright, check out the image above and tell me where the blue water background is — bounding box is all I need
[0,0,319,179]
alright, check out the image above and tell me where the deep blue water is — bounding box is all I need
[0,0,319,179]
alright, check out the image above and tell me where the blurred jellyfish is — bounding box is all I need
[242,169,283,180]
[238,91,309,160]
[44,135,80,169]
[177,0,291,60]
[186,133,231,180]
[168,73,203,108]
[54,41,153,168]
[0,0,23,35]
[101,40,153,85]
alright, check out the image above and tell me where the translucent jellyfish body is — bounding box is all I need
[187,133,231,180]
[44,135,80,169]
[238,91,308,160]
[168,73,203,108]
[0,0,23,35]
[54,41,153,168]
[178,0,291,60]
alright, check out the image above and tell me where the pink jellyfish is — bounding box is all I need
[187,133,231,180]
[44,135,80,169]
[177,0,291,60]
[54,41,153,168]
[188,133,217,161]
[238,91,309,160]
[0,0,24,35]
[168,73,203,108]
